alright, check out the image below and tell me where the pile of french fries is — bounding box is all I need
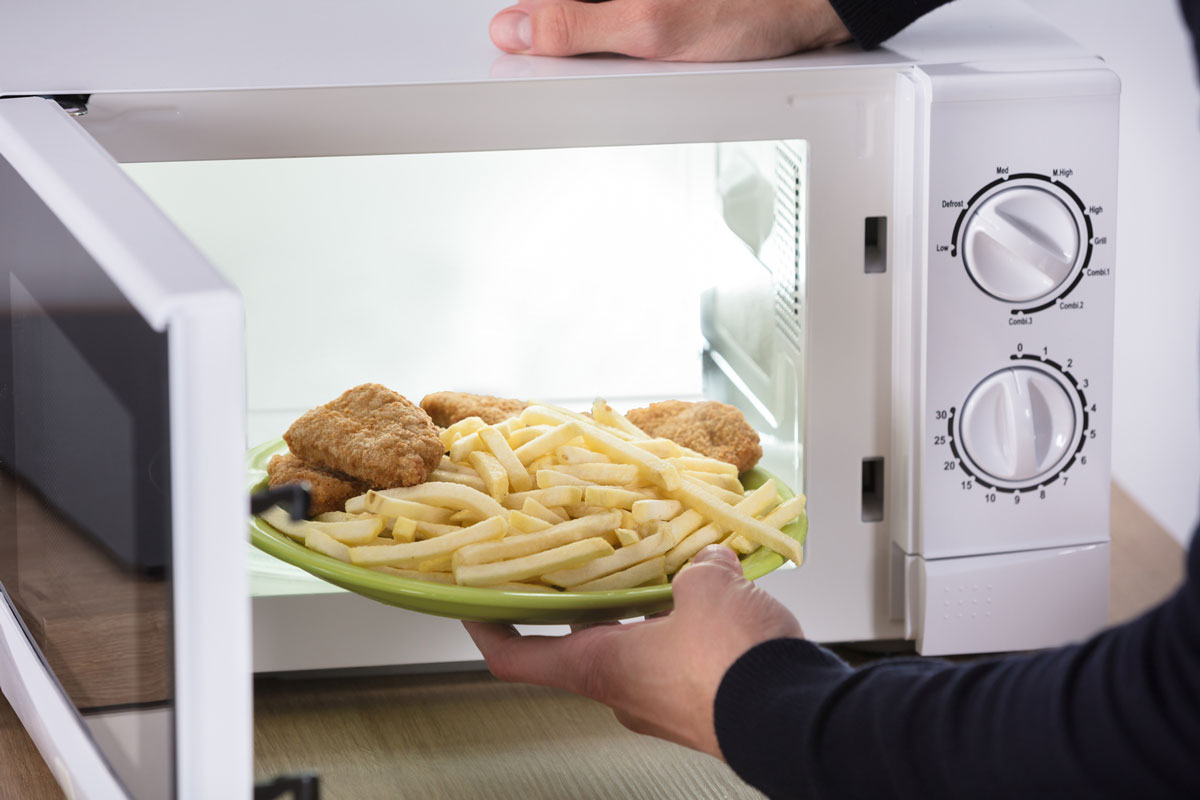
[260,400,805,592]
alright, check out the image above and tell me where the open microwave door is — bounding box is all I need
[0,97,249,799]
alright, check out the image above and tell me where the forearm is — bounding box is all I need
[827,0,955,49]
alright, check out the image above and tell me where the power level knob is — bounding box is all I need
[962,186,1081,302]
[960,367,1076,484]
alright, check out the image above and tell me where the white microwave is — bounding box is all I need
[0,0,1118,797]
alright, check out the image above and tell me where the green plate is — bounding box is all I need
[248,439,807,624]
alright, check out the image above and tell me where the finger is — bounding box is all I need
[670,545,745,610]
[491,0,659,59]
[569,620,622,633]
[462,620,597,692]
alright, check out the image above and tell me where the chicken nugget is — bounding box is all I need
[625,400,762,473]
[420,391,528,428]
[267,453,368,517]
[284,384,444,488]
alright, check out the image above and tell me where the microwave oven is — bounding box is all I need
[0,0,1118,796]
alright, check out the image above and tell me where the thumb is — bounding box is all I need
[491,1,634,58]
[670,545,745,608]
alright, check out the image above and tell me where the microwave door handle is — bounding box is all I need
[249,483,313,520]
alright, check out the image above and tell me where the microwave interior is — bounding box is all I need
[125,139,812,600]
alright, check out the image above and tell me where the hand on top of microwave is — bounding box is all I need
[463,545,803,759]
[489,0,851,62]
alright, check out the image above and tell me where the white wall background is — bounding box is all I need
[1026,0,1200,546]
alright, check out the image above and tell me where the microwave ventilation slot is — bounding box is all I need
[769,142,805,350]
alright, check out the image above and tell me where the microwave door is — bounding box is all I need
[0,96,250,800]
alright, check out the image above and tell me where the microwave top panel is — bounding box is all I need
[3,0,1090,96]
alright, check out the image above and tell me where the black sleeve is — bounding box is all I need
[713,537,1200,799]
[827,0,956,49]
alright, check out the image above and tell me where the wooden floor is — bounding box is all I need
[2,484,1188,799]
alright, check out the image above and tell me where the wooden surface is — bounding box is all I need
[254,672,763,800]
[2,484,1188,799]
[1,469,170,710]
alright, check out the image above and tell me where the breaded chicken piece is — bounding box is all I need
[420,391,528,428]
[626,400,763,473]
[267,453,367,517]
[284,384,443,488]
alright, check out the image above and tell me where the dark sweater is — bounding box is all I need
[715,537,1199,798]
[827,0,953,49]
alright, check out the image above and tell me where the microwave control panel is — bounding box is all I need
[897,65,1119,561]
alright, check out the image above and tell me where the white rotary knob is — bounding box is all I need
[962,186,1081,303]
[960,367,1076,484]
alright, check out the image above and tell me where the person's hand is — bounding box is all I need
[489,0,851,62]
[463,545,803,759]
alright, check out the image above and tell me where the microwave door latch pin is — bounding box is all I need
[254,773,320,800]
[249,483,313,521]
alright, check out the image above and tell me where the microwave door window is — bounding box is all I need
[0,152,175,799]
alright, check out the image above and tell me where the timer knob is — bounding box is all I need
[960,367,1076,484]
[962,186,1081,302]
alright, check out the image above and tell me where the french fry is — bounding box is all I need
[522,403,639,440]
[724,495,806,554]
[545,463,639,485]
[414,520,461,538]
[689,481,746,505]
[493,417,522,438]
[455,537,615,587]
[509,510,554,534]
[512,420,583,465]
[663,482,778,572]
[260,507,384,546]
[478,426,534,493]
[543,530,673,588]
[683,470,745,493]
[522,497,570,524]
[392,516,417,543]
[452,511,621,569]
[522,405,681,490]
[573,556,666,592]
[660,509,706,547]
[563,504,615,519]
[356,494,454,524]
[439,416,487,449]
[583,485,648,510]
[350,515,507,568]
[669,456,739,476]
[536,469,590,488]
[367,483,507,520]
[314,511,355,522]
[631,499,683,524]
[554,445,612,465]
[428,469,488,493]
[614,528,640,547]
[506,425,552,449]
[591,398,651,441]
[449,432,484,462]
[304,529,352,562]
[630,438,686,458]
[503,485,583,510]
[468,449,510,501]
[668,479,802,568]
[723,533,759,554]
[419,554,454,572]
[437,456,480,475]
